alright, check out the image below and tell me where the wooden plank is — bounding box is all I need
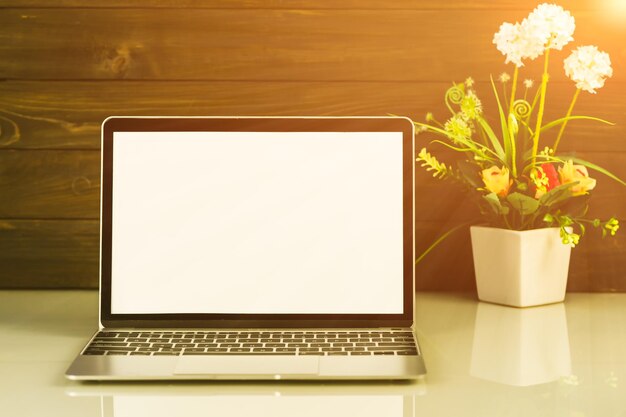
[0,219,99,288]
[0,150,100,219]
[1,80,624,151]
[1,218,623,290]
[0,0,602,10]
[1,9,624,81]
[1,148,623,220]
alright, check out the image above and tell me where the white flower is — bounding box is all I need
[465,77,475,88]
[523,79,534,88]
[526,3,575,51]
[493,22,525,67]
[499,72,511,83]
[493,20,546,67]
[564,45,613,93]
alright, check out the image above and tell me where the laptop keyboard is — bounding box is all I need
[82,330,418,356]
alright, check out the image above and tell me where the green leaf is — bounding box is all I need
[477,117,506,162]
[484,192,510,215]
[539,182,577,207]
[540,115,615,134]
[415,222,472,265]
[566,156,626,186]
[490,75,511,166]
[457,159,482,188]
[506,192,540,215]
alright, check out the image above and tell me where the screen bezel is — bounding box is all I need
[100,117,414,328]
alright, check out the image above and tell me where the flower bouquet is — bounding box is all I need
[416,3,623,247]
[413,3,625,306]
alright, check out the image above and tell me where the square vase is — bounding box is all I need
[470,226,572,308]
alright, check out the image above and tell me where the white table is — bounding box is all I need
[1,291,625,416]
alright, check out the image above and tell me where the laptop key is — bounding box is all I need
[299,351,324,355]
[106,351,129,355]
[350,351,372,355]
[275,348,297,352]
[206,348,228,352]
[229,348,252,353]
[174,343,196,348]
[137,347,160,352]
[154,352,179,356]
[377,343,416,347]
[130,352,152,355]
[252,348,274,353]
[396,351,418,355]
[327,352,348,355]
[97,346,135,351]
[83,350,106,355]
[264,343,285,348]
[287,343,307,347]
[90,342,128,347]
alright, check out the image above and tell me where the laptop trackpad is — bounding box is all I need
[175,356,319,376]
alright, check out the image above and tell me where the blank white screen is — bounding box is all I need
[110,131,404,314]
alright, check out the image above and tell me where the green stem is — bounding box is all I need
[508,66,519,114]
[531,48,550,168]
[553,88,580,154]
[415,222,471,265]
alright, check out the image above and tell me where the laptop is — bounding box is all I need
[65,116,426,380]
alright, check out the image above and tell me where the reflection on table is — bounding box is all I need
[470,301,571,386]
[67,382,425,417]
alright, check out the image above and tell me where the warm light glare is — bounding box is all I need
[604,0,626,16]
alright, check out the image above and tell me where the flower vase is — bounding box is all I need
[470,226,572,308]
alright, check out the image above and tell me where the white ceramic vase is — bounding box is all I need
[470,226,572,308]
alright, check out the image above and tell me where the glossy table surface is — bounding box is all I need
[1,290,625,417]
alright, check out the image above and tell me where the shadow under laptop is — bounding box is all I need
[470,301,572,387]
[66,379,427,417]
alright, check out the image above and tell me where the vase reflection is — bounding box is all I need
[470,301,571,386]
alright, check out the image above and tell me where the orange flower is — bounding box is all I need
[481,166,513,197]
[558,160,596,196]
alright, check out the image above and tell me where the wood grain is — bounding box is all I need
[1,1,625,290]
[1,218,622,290]
[0,0,604,10]
[1,80,624,151]
[414,220,626,292]
[0,150,100,219]
[1,9,624,82]
[0,148,623,220]
[0,219,99,288]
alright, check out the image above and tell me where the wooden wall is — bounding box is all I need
[1,1,625,290]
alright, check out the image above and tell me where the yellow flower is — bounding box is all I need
[481,165,513,197]
[558,160,596,196]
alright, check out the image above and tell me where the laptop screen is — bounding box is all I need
[100,118,413,327]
